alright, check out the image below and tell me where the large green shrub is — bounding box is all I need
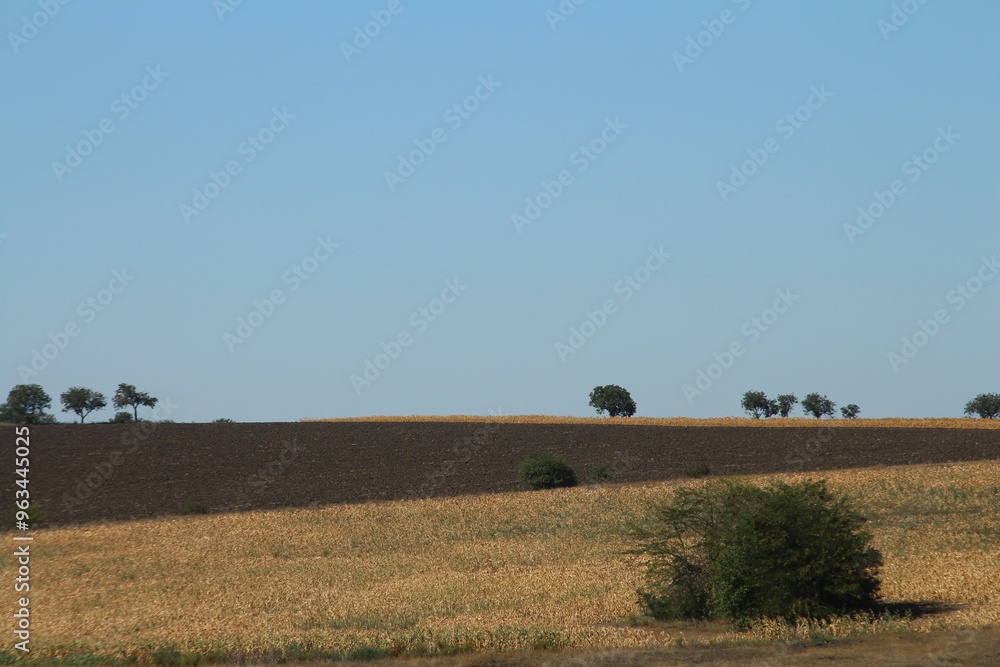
[627,479,882,624]
[517,452,577,490]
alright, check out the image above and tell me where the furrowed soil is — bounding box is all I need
[14,421,1000,527]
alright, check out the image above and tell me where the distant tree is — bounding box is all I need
[840,404,861,420]
[802,393,836,419]
[775,394,798,418]
[112,383,158,422]
[59,387,107,423]
[741,390,774,419]
[964,393,1000,419]
[0,384,54,424]
[212,418,234,423]
[589,385,636,418]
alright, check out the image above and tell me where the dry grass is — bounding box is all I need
[4,461,998,663]
[303,415,1000,428]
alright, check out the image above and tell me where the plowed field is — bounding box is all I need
[10,421,998,527]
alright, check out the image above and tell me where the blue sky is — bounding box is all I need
[1,1,997,422]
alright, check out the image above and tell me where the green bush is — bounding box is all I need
[179,501,207,515]
[109,411,134,423]
[5,502,48,530]
[588,464,613,483]
[627,479,882,625]
[517,452,577,490]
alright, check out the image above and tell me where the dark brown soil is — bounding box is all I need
[8,422,999,527]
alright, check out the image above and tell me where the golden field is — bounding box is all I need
[3,460,999,663]
[303,415,1000,429]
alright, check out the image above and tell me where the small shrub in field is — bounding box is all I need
[517,452,577,490]
[179,501,207,515]
[588,463,613,483]
[683,463,711,478]
[5,502,48,530]
[627,479,882,625]
[109,411,133,423]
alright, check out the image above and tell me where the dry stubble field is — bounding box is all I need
[4,457,998,664]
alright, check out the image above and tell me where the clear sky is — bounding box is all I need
[2,1,997,423]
